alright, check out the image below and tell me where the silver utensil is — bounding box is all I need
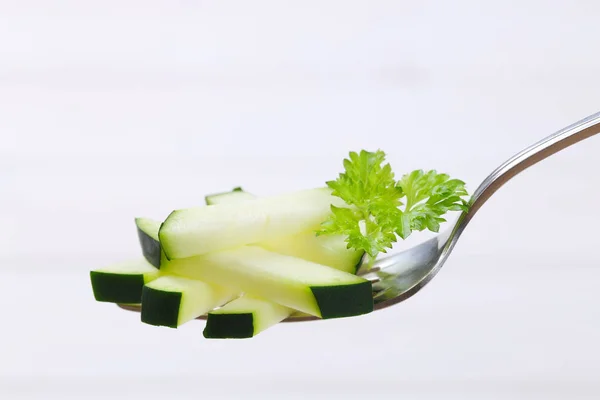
[118,111,600,322]
[355,110,600,317]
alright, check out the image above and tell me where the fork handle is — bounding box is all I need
[468,111,600,216]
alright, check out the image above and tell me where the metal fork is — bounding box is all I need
[339,110,600,319]
[119,111,600,322]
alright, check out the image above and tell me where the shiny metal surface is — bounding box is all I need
[119,111,600,322]
[361,110,600,313]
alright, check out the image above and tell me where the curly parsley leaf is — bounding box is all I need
[326,150,403,210]
[398,169,469,238]
[317,150,403,260]
[318,150,469,264]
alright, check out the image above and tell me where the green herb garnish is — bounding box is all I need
[318,150,469,265]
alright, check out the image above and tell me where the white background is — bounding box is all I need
[2,1,600,399]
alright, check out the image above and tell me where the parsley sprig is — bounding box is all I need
[317,150,469,265]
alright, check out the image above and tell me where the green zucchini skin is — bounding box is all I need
[135,218,163,268]
[136,225,162,268]
[203,313,254,339]
[90,258,160,304]
[203,296,292,339]
[353,252,366,274]
[140,276,237,329]
[310,280,373,319]
[91,271,146,304]
[141,287,182,328]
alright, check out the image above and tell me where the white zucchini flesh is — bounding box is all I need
[204,188,362,339]
[203,190,364,337]
[204,189,364,274]
[136,216,252,330]
[261,232,363,274]
[135,218,160,241]
[162,246,373,319]
[159,188,346,259]
[141,275,237,328]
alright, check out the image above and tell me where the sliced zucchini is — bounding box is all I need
[162,246,373,319]
[205,187,256,205]
[135,217,162,268]
[202,188,364,273]
[262,232,364,274]
[91,258,160,303]
[200,189,366,337]
[159,188,346,260]
[141,276,236,328]
[204,296,292,339]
